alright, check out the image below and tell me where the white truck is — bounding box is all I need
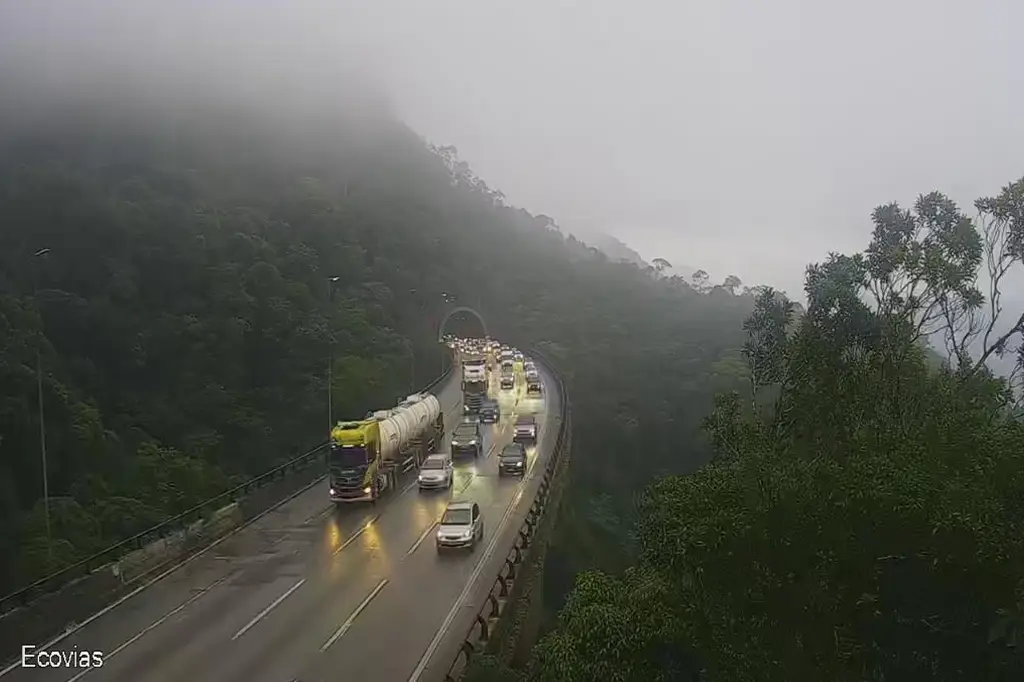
[462,355,487,387]
[329,393,445,503]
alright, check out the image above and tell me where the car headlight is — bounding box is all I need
[460,529,473,538]
[329,488,336,495]
[417,473,426,481]
[469,439,477,445]
[363,486,371,494]
[451,440,459,446]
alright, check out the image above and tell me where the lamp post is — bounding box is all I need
[439,292,457,375]
[33,248,53,568]
[327,276,340,431]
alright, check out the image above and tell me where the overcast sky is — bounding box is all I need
[2,0,1022,297]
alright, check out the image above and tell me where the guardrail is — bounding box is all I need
[0,358,455,616]
[434,346,571,681]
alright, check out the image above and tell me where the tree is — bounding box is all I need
[973,177,1024,394]
[690,269,710,293]
[722,274,742,295]
[0,95,758,602]
[530,175,1024,682]
[527,570,699,682]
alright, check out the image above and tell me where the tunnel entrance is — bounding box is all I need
[437,306,488,341]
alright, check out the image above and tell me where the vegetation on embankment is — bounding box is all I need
[0,96,756,600]
[492,179,1024,681]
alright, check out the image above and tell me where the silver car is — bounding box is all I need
[436,501,483,551]
[418,454,453,491]
[513,416,538,443]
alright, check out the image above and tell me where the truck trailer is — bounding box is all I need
[463,378,487,415]
[329,393,444,504]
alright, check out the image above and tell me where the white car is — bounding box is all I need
[418,454,453,491]
[436,501,484,551]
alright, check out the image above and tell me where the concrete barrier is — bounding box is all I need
[0,361,454,667]
[0,478,308,665]
[424,348,572,682]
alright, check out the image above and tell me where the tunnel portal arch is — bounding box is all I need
[437,306,488,342]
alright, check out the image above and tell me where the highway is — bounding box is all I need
[2,358,561,682]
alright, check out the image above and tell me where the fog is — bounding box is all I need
[2,0,1023,298]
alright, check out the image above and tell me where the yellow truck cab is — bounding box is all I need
[329,421,382,501]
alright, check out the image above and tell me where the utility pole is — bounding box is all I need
[33,248,52,569]
[327,276,340,431]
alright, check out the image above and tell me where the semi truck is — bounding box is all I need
[463,377,487,415]
[329,393,444,504]
[462,354,487,388]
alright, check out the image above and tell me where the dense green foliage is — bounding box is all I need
[0,101,754,600]
[13,89,1015,682]
[513,179,1024,681]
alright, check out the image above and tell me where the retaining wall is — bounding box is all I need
[425,348,572,682]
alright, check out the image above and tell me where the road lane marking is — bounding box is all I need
[333,515,379,556]
[61,573,232,682]
[0,473,332,679]
[401,394,480,498]
[319,579,389,651]
[231,578,306,641]
[406,521,439,557]
[304,506,334,525]
[408,409,548,682]
[456,473,475,495]
[0,374,469,678]
[408,479,526,682]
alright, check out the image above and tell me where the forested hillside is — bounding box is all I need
[471,180,1024,681]
[0,98,755,606]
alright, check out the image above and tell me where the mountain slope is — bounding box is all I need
[0,95,756,596]
[561,223,648,267]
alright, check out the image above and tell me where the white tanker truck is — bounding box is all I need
[329,393,445,503]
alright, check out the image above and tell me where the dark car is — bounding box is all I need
[498,443,527,476]
[451,422,482,458]
[526,378,542,396]
[513,416,537,443]
[479,398,500,423]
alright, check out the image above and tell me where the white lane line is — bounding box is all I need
[455,473,476,495]
[63,573,232,682]
[2,375,469,678]
[408,478,525,682]
[319,579,389,652]
[304,506,334,525]
[406,521,439,557]
[231,578,306,641]
[0,473,329,679]
[400,396,475,498]
[333,515,379,556]
[407,403,549,681]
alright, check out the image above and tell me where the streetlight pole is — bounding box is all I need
[439,292,456,376]
[32,248,52,568]
[327,276,340,431]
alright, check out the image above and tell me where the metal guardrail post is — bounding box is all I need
[437,346,571,681]
[0,361,455,615]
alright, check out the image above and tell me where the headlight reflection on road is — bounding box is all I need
[328,517,342,552]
